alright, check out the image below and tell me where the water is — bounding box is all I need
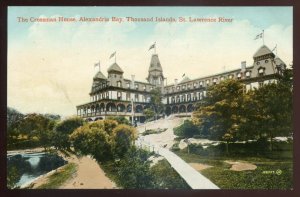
[7,152,67,188]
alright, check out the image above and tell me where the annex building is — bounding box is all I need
[76,45,286,122]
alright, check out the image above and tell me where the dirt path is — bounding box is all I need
[60,155,117,189]
[224,160,257,171]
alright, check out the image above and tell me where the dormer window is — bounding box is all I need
[206,80,210,84]
[246,71,251,77]
[143,85,146,91]
[135,84,139,90]
[182,85,186,90]
[126,82,130,88]
[220,76,225,81]
[117,81,121,87]
[177,86,180,90]
[229,75,233,79]
[187,84,191,89]
[237,73,241,79]
[258,67,265,76]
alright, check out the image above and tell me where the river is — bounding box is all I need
[7,152,67,188]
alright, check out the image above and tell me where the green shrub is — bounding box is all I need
[151,159,190,189]
[112,124,137,158]
[173,120,199,138]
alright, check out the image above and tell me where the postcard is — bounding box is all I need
[5,5,293,192]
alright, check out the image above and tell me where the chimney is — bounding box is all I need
[241,61,246,72]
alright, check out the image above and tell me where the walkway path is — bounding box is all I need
[136,118,219,189]
[60,155,116,189]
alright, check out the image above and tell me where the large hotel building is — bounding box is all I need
[76,45,286,122]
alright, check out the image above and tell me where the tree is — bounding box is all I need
[143,108,155,121]
[248,81,292,151]
[7,107,24,146]
[116,147,155,188]
[70,120,117,162]
[53,116,84,150]
[17,113,56,151]
[112,124,137,158]
[107,116,130,125]
[193,79,246,141]
[149,88,165,120]
[173,119,199,138]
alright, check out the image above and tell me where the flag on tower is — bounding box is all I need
[149,42,156,51]
[109,51,116,59]
[182,73,185,78]
[254,32,263,40]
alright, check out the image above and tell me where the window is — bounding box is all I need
[117,92,122,100]
[126,93,130,101]
[117,81,121,87]
[193,82,197,88]
[206,80,210,84]
[135,94,139,102]
[246,71,250,77]
[187,94,191,101]
[220,76,225,81]
[213,78,217,84]
[229,75,233,79]
[256,61,260,65]
[177,86,180,90]
[187,84,191,89]
[126,82,130,88]
[258,68,265,76]
[237,73,241,79]
[200,81,203,87]
[259,81,264,88]
[176,96,180,103]
[106,92,109,99]
[135,84,139,90]
[265,60,269,63]
[143,85,146,91]
[182,85,186,90]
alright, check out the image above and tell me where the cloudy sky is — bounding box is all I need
[7,6,293,117]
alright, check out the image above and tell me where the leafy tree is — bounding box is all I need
[247,82,292,151]
[7,166,21,189]
[173,119,199,138]
[17,113,56,151]
[193,79,246,141]
[53,116,84,150]
[7,107,24,146]
[112,124,137,158]
[151,159,190,189]
[115,147,155,188]
[143,108,155,121]
[103,119,119,135]
[149,88,165,120]
[70,121,114,162]
[107,116,130,125]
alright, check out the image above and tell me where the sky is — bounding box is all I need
[7,6,293,117]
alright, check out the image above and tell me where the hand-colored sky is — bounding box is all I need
[7,6,293,117]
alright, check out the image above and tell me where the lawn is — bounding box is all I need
[175,151,293,189]
[37,163,78,189]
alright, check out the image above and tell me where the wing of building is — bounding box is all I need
[76,45,286,122]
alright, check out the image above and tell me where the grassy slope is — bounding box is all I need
[175,152,293,189]
[37,163,78,189]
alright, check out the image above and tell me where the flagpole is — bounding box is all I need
[262,30,265,45]
[99,61,100,71]
[154,42,156,54]
[115,52,116,63]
